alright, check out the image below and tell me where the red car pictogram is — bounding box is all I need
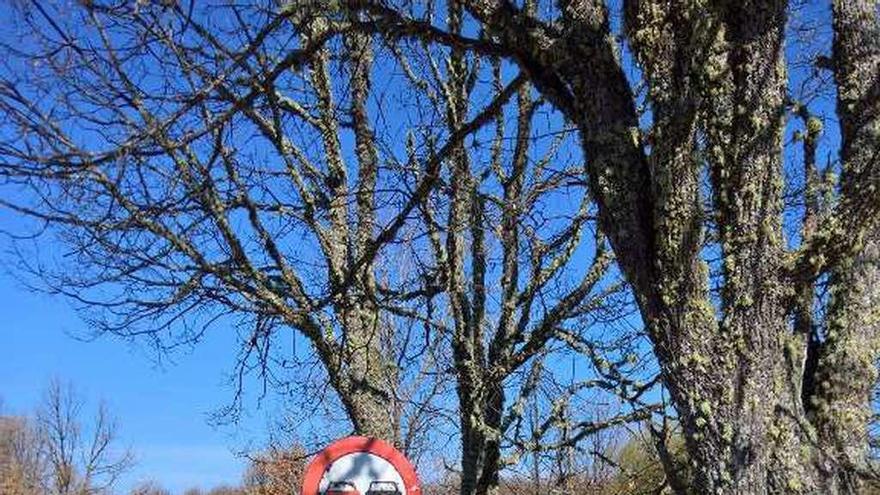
[326,481,360,495]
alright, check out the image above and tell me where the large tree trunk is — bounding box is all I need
[457,379,504,495]
[617,1,879,491]
[680,2,822,491]
[811,1,880,491]
[332,306,399,443]
[305,20,401,444]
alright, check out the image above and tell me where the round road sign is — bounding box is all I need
[301,436,421,495]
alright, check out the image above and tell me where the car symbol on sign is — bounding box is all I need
[326,481,360,495]
[366,481,401,495]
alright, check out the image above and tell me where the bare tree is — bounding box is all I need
[337,0,878,492]
[0,3,633,485]
[380,4,661,494]
[0,1,670,494]
[0,0,519,443]
[34,380,134,495]
[130,481,172,495]
[0,415,44,495]
[0,382,132,495]
[242,443,307,495]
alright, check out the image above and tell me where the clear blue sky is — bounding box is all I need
[0,256,263,493]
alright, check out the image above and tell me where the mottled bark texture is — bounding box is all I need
[812,1,880,490]
[356,0,880,492]
[307,20,398,443]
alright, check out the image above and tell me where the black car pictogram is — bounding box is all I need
[365,481,401,495]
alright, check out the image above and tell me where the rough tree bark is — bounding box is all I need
[812,1,880,490]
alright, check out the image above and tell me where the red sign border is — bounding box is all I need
[300,436,421,495]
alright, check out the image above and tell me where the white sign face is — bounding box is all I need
[318,452,406,495]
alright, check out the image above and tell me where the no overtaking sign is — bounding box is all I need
[301,436,421,495]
